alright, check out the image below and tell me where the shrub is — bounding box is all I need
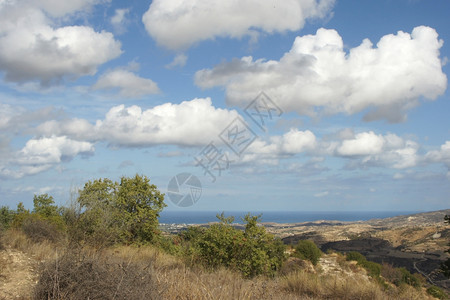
[397,267,422,288]
[293,240,322,266]
[34,250,160,299]
[11,202,30,228]
[157,235,182,256]
[381,263,402,284]
[192,213,286,277]
[346,251,383,278]
[346,251,366,263]
[77,175,166,245]
[426,286,448,300]
[21,215,63,243]
[361,260,382,277]
[0,206,14,229]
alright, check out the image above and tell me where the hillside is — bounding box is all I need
[266,209,450,291]
[1,209,448,299]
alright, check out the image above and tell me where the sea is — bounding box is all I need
[159,210,419,224]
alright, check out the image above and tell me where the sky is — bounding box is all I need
[0,0,449,212]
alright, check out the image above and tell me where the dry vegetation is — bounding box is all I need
[0,230,440,300]
[1,188,447,299]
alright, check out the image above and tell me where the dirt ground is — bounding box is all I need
[0,247,38,299]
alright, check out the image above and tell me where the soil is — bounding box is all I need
[0,247,38,299]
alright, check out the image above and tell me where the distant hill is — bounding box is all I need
[365,209,450,228]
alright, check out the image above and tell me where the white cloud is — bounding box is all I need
[158,151,184,158]
[0,1,122,86]
[425,141,450,166]
[238,128,317,165]
[195,26,447,122]
[337,131,385,156]
[165,54,188,69]
[333,131,419,169]
[111,8,130,34]
[93,68,160,98]
[0,103,59,133]
[29,0,103,17]
[0,135,94,179]
[142,0,335,50]
[17,135,94,165]
[36,98,240,147]
[314,191,329,197]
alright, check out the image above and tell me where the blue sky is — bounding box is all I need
[0,0,449,212]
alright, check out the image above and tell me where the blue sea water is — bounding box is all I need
[159,210,419,224]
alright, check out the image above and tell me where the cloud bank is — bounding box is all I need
[0,0,122,86]
[142,0,335,50]
[195,26,447,122]
[36,98,240,147]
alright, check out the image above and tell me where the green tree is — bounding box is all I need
[194,213,286,277]
[12,202,30,227]
[77,174,166,245]
[33,194,59,218]
[116,175,165,242]
[294,240,322,265]
[0,206,14,229]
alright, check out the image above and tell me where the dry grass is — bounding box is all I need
[282,267,432,300]
[105,245,296,300]
[1,229,59,261]
[0,230,435,300]
[34,249,159,300]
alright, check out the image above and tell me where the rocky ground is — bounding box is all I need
[265,209,450,291]
[0,247,38,299]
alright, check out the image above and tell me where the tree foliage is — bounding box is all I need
[76,174,166,245]
[294,240,322,265]
[0,206,14,229]
[33,194,59,218]
[191,213,286,277]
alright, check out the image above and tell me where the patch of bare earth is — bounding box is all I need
[0,247,38,299]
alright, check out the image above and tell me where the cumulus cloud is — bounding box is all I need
[93,68,160,98]
[237,128,419,171]
[0,135,94,179]
[0,1,122,86]
[332,131,419,169]
[241,129,420,170]
[195,26,447,122]
[142,0,335,50]
[36,98,240,147]
[425,141,450,167]
[0,103,60,133]
[110,8,130,34]
[165,54,188,69]
[16,135,94,165]
[27,0,103,17]
[238,129,317,165]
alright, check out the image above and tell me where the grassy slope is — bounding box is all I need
[0,229,438,300]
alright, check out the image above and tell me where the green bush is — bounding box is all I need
[157,235,182,256]
[21,215,63,243]
[191,213,286,278]
[0,206,14,229]
[293,240,322,266]
[346,251,382,278]
[361,260,382,277]
[397,267,421,288]
[12,202,30,228]
[426,286,448,300]
[346,251,366,263]
[76,175,166,245]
